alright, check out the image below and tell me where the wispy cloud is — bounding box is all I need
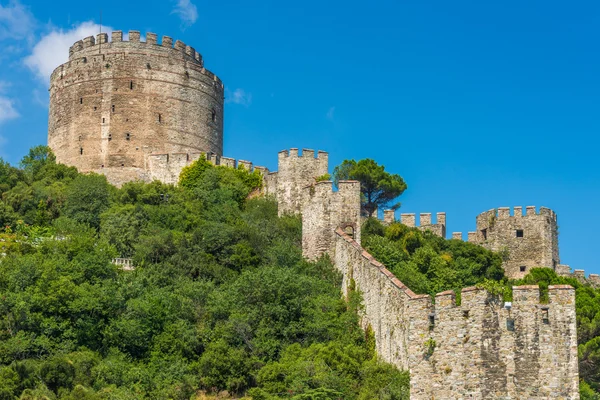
[0,0,36,44]
[172,0,198,29]
[326,106,335,120]
[24,21,111,84]
[226,88,252,107]
[0,82,19,124]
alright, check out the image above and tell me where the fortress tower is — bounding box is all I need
[470,206,559,279]
[48,30,224,186]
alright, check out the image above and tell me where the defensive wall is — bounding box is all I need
[301,182,580,399]
[382,210,446,238]
[49,30,224,186]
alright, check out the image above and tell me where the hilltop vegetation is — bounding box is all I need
[0,147,408,399]
[0,146,598,399]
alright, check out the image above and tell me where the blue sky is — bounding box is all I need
[0,0,598,274]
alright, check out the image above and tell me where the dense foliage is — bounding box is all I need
[362,218,600,398]
[332,159,407,217]
[0,147,408,399]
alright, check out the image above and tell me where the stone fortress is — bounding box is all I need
[49,30,224,187]
[49,31,585,399]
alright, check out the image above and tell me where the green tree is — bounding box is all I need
[333,159,407,217]
[63,174,111,229]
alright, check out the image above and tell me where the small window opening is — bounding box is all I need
[78,135,82,141]
[506,318,515,331]
[520,266,526,273]
[428,313,435,331]
[147,63,151,69]
[108,133,112,141]
[130,81,133,90]
[121,163,124,167]
[79,97,83,104]
[462,310,470,318]
[158,114,162,123]
[211,109,216,122]
[481,228,487,240]
[102,118,105,123]
[126,133,130,141]
[343,226,354,239]
[94,106,97,111]
[516,229,524,238]
[79,148,83,155]
[101,164,104,168]
[111,105,115,113]
[541,307,549,324]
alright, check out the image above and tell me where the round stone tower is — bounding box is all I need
[48,30,224,185]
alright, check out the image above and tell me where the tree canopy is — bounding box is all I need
[0,148,598,399]
[0,150,409,399]
[333,159,407,217]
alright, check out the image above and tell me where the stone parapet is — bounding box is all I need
[330,228,579,399]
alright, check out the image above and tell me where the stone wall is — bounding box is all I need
[302,180,361,261]
[407,284,579,399]
[383,210,446,237]
[273,148,329,215]
[48,30,224,186]
[466,206,560,279]
[146,152,270,186]
[332,229,580,399]
[557,264,600,288]
[302,181,579,399]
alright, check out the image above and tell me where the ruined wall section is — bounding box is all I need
[276,149,328,215]
[468,206,559,279]
[49,30,224,186]
[407,285,579,399]
[302,181,361,261]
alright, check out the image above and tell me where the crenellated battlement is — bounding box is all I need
[147,152,269,186]
[277,148,328,160]
[469,205,560,279]
[382,211,446,237]
[556,264,600,288]
[330,227,579,399]
[274,148,329,215]
[69,30,203,66]
[476,206,557,228]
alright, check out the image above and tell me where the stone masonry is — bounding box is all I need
[47,30,582,399]
[48,30,224,186]
[469,206,559,280]
[304,187,580,399]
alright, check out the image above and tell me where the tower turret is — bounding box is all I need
[48,30,224,185]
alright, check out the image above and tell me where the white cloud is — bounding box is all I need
[326,106,335,120]
[0,82,18,123]
[226,88,252,107]
[0,0,36,43]
[24,21,111,83]
[0,96,18,123]
[172,0,198,29]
